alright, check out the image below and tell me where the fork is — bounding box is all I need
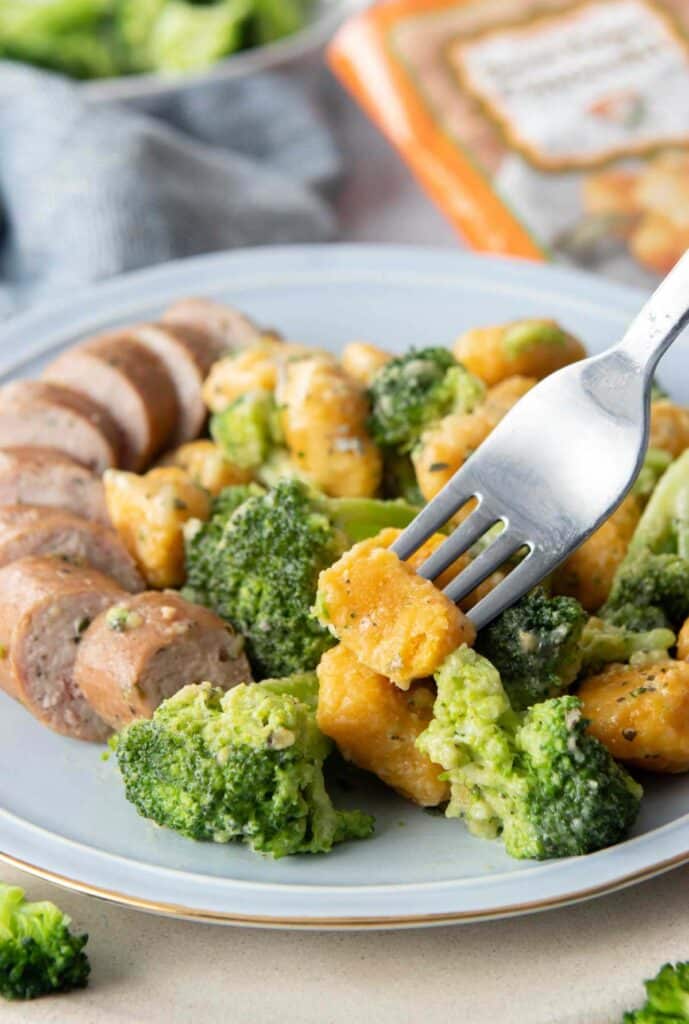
[391,251,689,631]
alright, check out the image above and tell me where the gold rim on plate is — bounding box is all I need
[2,846,688,929]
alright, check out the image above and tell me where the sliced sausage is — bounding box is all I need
[0,556,126,741]
[0,506,145,592]
[0,447,109,523]
[0,381,121,473]
[43,334,178,470]
[74,591,251,730]
[128,323,221,443]
[162,297,272,351]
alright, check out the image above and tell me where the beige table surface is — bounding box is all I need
[2,859,689,1024]
[3,64,688,1024]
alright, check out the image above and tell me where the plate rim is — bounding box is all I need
[2,243,686,929]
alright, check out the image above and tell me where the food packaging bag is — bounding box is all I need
[330,0,689,286]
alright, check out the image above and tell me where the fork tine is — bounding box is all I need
[391,466,478,561]
[465,547,551,631]
[443,528,525,605]
[415,506,501,582]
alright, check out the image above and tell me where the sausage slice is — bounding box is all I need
[74,591,251,730]
[0,447,109,523]
[128,323,221,443]
[0,506,145,592]
[44,334,178,470]
[0,381,121,473]
[162,297,270,352]
[0,556,126,741]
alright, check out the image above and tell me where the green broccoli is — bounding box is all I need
[249,0,311,44]
[381,451,424,506]
[604,450,689,630]
[210,392,282,471]
[367,347,485,452]
[632,448,673,502]
[184,478,417,678]
[623,962,689,1023]
[115,676,373,857]
[475,587,587,711]
[145,0,251,72]
[579,617,676,674]
[417,646,642,859]
[0,883,89,1000]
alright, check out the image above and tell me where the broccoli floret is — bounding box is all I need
[475,588,587,711]
[248,0,310,44]
[580,617,675,673]
[0,883,89,1000]
[146,0,251,73]
[417,647,642,859]
[367,347,485,452]
[184,478,417,678]
[381,451,424,506]
[623,962,689,1023]
[211,392,282,471]
[604,451,689,629]
[115,677,373,857]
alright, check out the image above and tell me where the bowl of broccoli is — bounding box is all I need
[0,0,350,99]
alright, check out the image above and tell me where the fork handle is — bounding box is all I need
[615,249,689,375]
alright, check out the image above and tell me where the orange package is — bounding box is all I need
[330,0,689,284]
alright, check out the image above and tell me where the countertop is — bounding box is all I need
[3,65,687,1024]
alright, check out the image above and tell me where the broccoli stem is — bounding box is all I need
[325,497,418,543]
[628,449,689,558]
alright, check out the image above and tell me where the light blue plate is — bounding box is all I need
[1,245,688,929]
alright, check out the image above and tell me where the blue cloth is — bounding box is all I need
[0,62,339,318]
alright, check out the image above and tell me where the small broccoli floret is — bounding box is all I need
[367,347,485,452]
[475,588,587,711]
[0,883,89,1000]
[211,393,282,470]
[417,647,642,859]
[605,451,689,629]
[115,677,373,857]
[184,478,418,678]
[580,617,675,673]
[623,962,689,1023]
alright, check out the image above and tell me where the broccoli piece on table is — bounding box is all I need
[604,450,689,630]
[115,676,373,857]
[475,587,587,711]
[623,961,689,1023]
[367,347,485,452]
[0,882,89,1000]
[184,478,417,678]
[579,617,676,674]
[417,646,642,859]
[211,392,282,471]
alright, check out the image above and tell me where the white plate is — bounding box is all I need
[81,1,351,103]
[1,245,688,930]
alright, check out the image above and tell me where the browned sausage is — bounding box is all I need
[0,556,126,741]
[162,297,270,351]
[0,506,144,592]
[74,591,251,730]
[0,381,121,473]
[0,448,109,523]
[128,323,222,443]
[43,334,177,470]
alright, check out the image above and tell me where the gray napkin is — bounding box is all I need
[0,62,339,318]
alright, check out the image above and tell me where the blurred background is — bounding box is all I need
[2,0,684,320]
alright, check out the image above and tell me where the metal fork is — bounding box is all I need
[392,251,689,631]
